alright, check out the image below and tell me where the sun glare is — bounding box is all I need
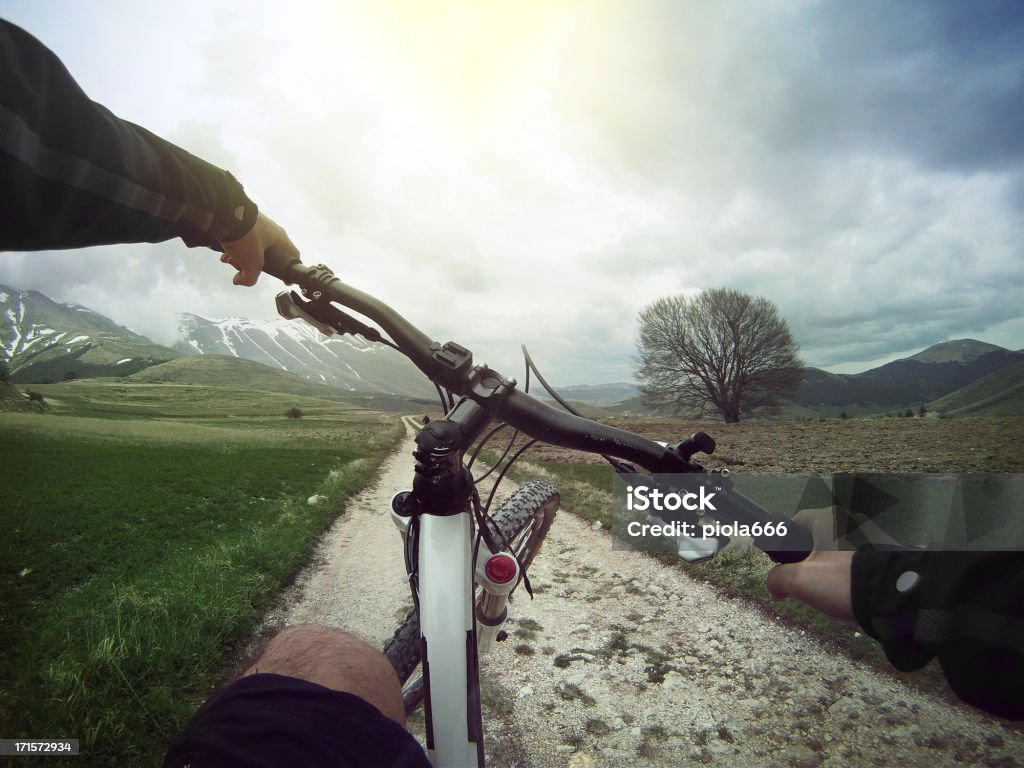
[349,1,582,127]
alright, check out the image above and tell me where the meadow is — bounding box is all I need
[0,382,403,766]
[4,375,1021,764]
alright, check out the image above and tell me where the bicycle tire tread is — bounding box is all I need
[383,479,559,685]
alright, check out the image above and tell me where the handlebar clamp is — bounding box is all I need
[467,365,516,403]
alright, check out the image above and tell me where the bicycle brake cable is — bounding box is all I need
[480,438,539,516]
[469,423,518,481]
[521,345,634,474]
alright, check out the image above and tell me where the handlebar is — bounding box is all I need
[263,249,811,563]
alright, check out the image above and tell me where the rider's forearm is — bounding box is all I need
[0,19,257,252]
[852,550,1024,719]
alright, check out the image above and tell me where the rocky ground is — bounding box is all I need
[518,417,1024,474]
[251,418,1024,768]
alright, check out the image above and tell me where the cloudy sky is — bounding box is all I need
[1,0,1021,383]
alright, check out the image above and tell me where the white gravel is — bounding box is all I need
[253,420,1024,768]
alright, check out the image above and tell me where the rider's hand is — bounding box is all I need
[766,504,905,622]
[219,212,299,286]
[765,506,865,624]
[766,548,856,622]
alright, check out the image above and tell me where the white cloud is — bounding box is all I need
[1,0,1021,384]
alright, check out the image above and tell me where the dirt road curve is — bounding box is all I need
[256,420,1023,768]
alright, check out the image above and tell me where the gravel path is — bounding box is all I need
[254,419,1024,768]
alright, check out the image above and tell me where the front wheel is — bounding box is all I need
[384,480,559,698]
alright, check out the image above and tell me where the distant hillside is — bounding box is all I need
[907,338,1007,364]
[6,283,1021,419]
[794,340,1023,408]
[130,355,436,413]
[608,395,701,419]
[131,354,350,396]
[1,285,180,382]
[537,382,639,405]
[611,338,1023,419]
[926,359,1024,417]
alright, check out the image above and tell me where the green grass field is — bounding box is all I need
[0,385,403,766]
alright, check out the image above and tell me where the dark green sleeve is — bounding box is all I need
[0,19,258,251]
[852,549,1024,719]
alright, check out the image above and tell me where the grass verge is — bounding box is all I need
[0,413,403,766]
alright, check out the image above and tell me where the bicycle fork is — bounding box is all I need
[388,400,509,767]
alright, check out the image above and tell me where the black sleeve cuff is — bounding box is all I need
[852,549,935,672]
[217,172,259,244]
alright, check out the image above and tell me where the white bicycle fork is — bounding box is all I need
[417,513,483,768]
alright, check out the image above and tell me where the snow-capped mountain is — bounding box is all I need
[175,313,435,398]
[0,283,434,397]
[1,285,180,381]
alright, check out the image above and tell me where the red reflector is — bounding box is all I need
[485,554,517,584]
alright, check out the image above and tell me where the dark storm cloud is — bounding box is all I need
[753,0,1024,174]
[570,0,1023,372]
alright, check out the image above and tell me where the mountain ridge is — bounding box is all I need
[794,344,1024,409]
[175,312,435,398]
[1,283,1020,416]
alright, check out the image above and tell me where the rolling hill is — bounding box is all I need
[794,340,1023,409]
[926,359,1024,417]
[614,339,1024,418]
[176,313,435,398]
[4,283,1020,417]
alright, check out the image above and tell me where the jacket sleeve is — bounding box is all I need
[852,549,1024,719]
[0,19,258,252]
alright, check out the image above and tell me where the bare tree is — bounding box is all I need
[635,288,803,423]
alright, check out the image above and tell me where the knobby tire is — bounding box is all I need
[384,480,560,701]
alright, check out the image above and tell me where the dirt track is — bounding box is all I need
[254,418,1024,768]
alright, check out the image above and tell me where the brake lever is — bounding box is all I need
[620,468,729,564]
[276,290,336,335]
[275,290,385,343]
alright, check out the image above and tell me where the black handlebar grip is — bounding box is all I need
[263,248,303,284]
[722,485,813,564]
[761,524,813,564]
